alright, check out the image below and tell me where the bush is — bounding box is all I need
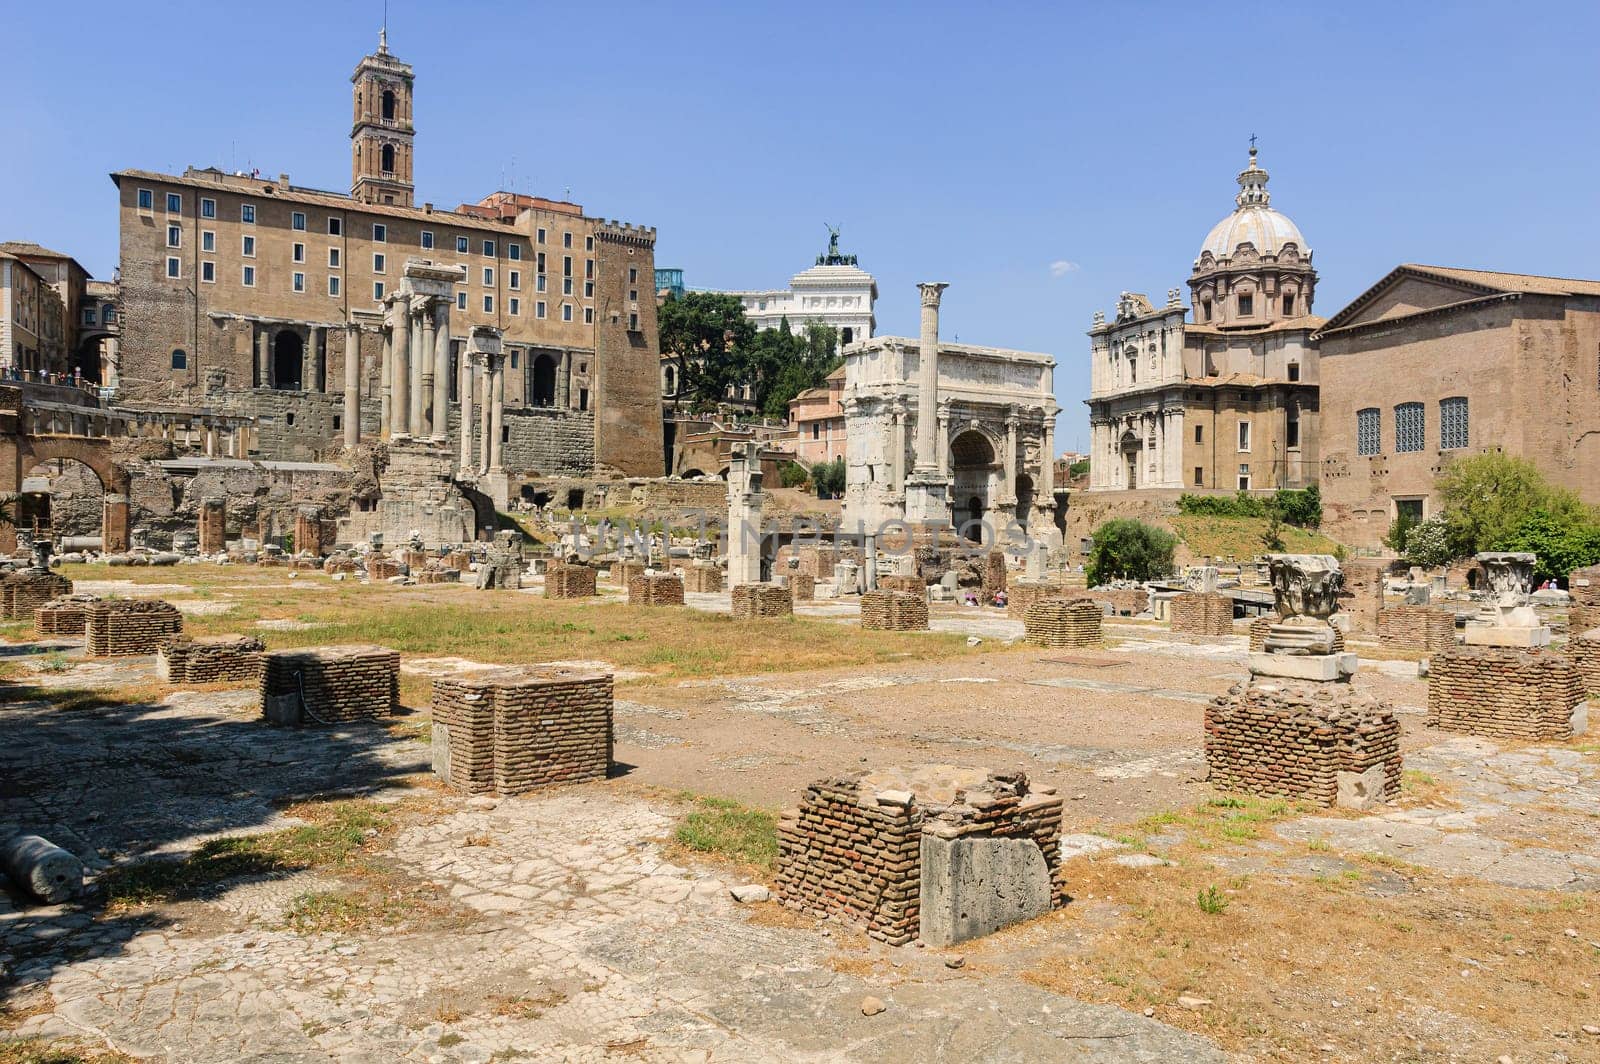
[1401,516,1453,568]
[777,461,809,489]
[1178,491,1265,519]
[810,457,846,499]
[1275,484,1322,528]
[1437,452,1589,558]
[1068,459,1090,479]
[1494,509,1600,583]
[1176,485,1321,528]
[1086,519,1177,585]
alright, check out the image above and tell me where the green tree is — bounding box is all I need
[1384,510,1419,554]
[656,291,756,412]
[1401,516,1454,568]
[1260,499,1286,552]
[752,320,841,419]
[1086,519,1177,585]
[1435,452,1587,558]
[777,460,810,488]
[1068,459,1090,479]
[1495,509,1600,582]
[811,457,846,499]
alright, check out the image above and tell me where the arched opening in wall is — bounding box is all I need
[663,365,676,395]
[71,337,103,385]
[381,143,395,175]
[531,353,557,406]
[272,332,304,391]
[679,468,707,479]
[950,429,996,541]
[1015,473,1034,532]
[19,458,107,544]
[565,489,585,510]
[381,89,396,121]
[841,327,853,346]
[1119,430,1142,489]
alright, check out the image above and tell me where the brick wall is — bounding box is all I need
[730,583,792,619]
[545,563,597,598]
[1023,598,1101,648]
[1,570,72,620]
[1377,604,1457,654]
[260,644,399,724]
[84,599,183,657]
[431,666,612,795]
[1426,647,1583,741]
[1170,592,1234,637]
[628,572,684,606]
[860,589,928,631]
[156,634,265,684]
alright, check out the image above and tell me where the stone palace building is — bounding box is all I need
[1085,147,1321,496]
[111,31,662,477]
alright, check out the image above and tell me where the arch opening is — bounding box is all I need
[531,353,557,406]
[273,332,304,391]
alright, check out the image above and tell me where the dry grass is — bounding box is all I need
[1003,806,1600,1061]
[488,988,568,1020]
[50,562,982,686]
[1169,515,1342,562]
[0,1042,137,1064]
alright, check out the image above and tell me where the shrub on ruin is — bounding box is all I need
[1086,519,1177,585]
[1177,485,1321,528]
[1437,452,1589,557]
[777,461,810,489]
[1401,516,1454,568]
[1495,509,1600,582]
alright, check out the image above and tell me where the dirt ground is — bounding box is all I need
[2,564,1597,1062]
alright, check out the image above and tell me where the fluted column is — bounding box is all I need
[391,301,411,436]
[379,306,394,439]
[459,352,476,473]
[488,354,505,472]
[478,357,494,475]
[1003,408,1019,504]
[418,302,437,437]
[343,322,361,449]
[936,401,951,476]
[432,301,450,442]
[914,283,947,472]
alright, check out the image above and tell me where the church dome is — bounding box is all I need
[1197,148,1309,263]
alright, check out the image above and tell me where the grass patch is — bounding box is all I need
[100,800,390,910]
[669,794,778,873]
[0,1042,138,1064]
[1169,514,1342,562]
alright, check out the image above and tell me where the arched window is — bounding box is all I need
[1394,402,1425,453]
[663,365,676,394]
[381,89,396,121]
[1356,408,1380,455]
[170,349,187,370]
[380,144,395,174]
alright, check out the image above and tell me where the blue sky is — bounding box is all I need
[6,1,1599,452]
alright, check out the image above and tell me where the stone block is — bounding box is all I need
[919,834,1052,948]
[1248,652,1356,682]
[1462,625,1551,648]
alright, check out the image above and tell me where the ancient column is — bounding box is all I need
[408,300,426,436]
[101,495,129,554]
[254,328,270,389]
[343,322,361,449]
[1003,407,1019,504]
[418,301,437,437]
[431,300,451,443]
[488,354,506,471]
[459,350,476,473]
[889,400,906,489]
[479,357,494,475]
[391,301,411,436]
[557,351,571,409]
[936,401,951,476]
[726,442,764,585]
[914,283,947,472]
[379,304,394,439]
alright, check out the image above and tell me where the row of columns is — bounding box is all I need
[1088,409,1183,490]
[378,292,453,441]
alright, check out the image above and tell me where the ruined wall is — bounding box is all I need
[1023,598,1101,648]
[1170,592,1234,636]
[260,645,399,724]
[432,667,613,795]
[860,589,929,631]
[1426,647,1583,741]
[730,583,792,619]
[1377,604,1457,654]
[628,572,684,606]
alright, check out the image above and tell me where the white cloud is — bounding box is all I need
[1049,260,1081,278]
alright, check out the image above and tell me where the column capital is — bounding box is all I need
[917,281,950,308]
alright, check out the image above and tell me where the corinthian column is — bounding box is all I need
[914,282,948,472]
[408,300,426,435]
[488,354,505,472]
[459,351,476,473]
[391,301,411,436]
[479,357,494,475]
[432,300,450,442]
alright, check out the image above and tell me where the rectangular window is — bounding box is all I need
[329,247,340,268]
[482,267,494,286]
[584,280,594,299]
[585,235,594,251]
[482,239,496,257]
[508,270,520,290]
[1237,420,1251,452]
[201,198,216,219]
[1237,464,1251,491]
[292,211,306,231]
[563,231,572,248]
[628,288,637,302]
[1194,424,1203,444]
[137,188,153,210]
[243,265,256,287]
[563,256,573,277]
[457,291,467,310]
[1195,466,1204,486]
[292,242,305,263]
[1201,299,1212,321]
[166,192,182,214]
[166,224,181,248]
[373,223,386,242]
[1356,408,1381,455]
[328,217,342,236]
[1282,293,1294,316]
[483,294,494,313]
[509,297,520,315]
[1238,293,1253,316]
[1395,498,1424,523]
[165,256,180,278]
[562,303,573,322]
[510,350,519,369]
[628,266,638,284]
[329,275,341,296]
[242,234,256,256]
[508,243,521,261]
[1440,397,1469,450]
[1394,402,1424,453]
[1287,361,1300,382]
[537,274,547,293]
[456,235,469,253]
[585,259,594,279]
[201,261,215,283]
[584,307,593,324]
[536,301,546,319]
[292,272,305,293]
[536,251,545,272]
[579,388,588,411]
[374,281,384,300]
[537,227,546,244]
[201,230,215,252]
[564,277,574,296]
[241,203,255,223]
[373,252,386,273]
[421,230,434,250]
[629,312,639,331]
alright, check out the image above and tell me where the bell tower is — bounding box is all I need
[350,28,415,207]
